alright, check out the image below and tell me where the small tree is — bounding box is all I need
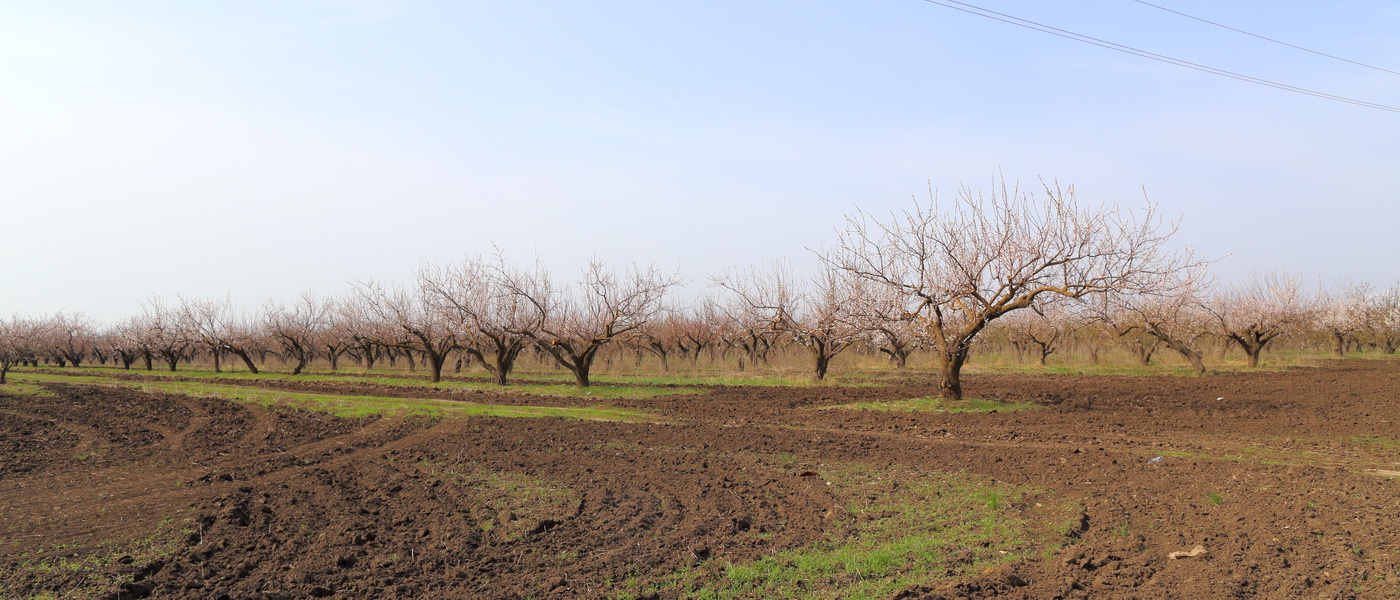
[716,262,865,381]
[181,296,263,373]
[43,312,95,368]
[507,260,677,388]
[1205,270,1311,368]
[264,292,331,375]
[1095,262,1214,373]
[420,256,541,386]
[828,178,1194,399]
[0,316,38,384]
[352,280,458,383]
[1316,283,1370,357]
[139,297,193,372]
[1000,300,1074,366]
[1362,283,1400,354]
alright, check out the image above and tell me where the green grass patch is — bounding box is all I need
[0,516,191,600]
[418,460,579,543]
[826,396,1038,414]
[12,367,703,400]
[9,373,656,422]
[0,381,58,398]
[655,464,1070,600]
[1351,435,1400,454]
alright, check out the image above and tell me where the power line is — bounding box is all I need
[1129,0,1400,78]
[916,0,1400,113]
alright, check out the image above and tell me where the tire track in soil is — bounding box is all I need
[7,360,1400,599]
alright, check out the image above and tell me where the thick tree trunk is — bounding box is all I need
[426,351,446,383]
[934,348,970,400]
[1165,343,1206,373]
[572,362,592,387]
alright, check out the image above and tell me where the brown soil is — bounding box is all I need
[3,359,1399,599]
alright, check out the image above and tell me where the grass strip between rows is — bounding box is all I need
[6,373,657,422]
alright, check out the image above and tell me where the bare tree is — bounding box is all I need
[1205,270,1311,368]
[139,296,193,372]
[180,296,263,373]
[264,292,332,375]
[507,260,677,388]
[317,296,354,371]
[716,289,781,371]
[1000,300,1074,366]
[1095,262,1214,373]
[0,316,39,384]
[853,285,921,369]
[420,256,541,386]
[43,312,95,368]
[352,279,458,383]
[634,311,686,372]
[1316,282,1371,357]
[828,178,1194,399]
[675,299,722,368]
[716,262,865,381]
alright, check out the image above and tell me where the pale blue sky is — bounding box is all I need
[3,1,1397,321]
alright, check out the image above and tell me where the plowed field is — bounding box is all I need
[2,359,1398,599]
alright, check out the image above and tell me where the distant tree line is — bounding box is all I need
[3,179,1395,397]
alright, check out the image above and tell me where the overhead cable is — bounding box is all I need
[916,0,1400,113]
[1129,0,1400,78]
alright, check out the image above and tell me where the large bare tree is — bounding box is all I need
[828,179,1194,399]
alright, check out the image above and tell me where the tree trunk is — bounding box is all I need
[934,347,970,400]
[230,349,260,374]
[814,353,830,381]
[1035,343,1051,366]
[1330,331,1346,357]
[427,351,446,383]
[1168,344,1205,373]
[210,347,222,373]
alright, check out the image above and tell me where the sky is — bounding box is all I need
[2,1,1398,323]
